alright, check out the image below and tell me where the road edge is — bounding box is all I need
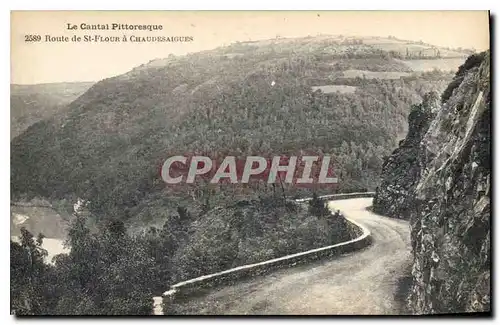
[154,193,375,315]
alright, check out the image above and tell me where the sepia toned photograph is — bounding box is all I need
[10,10,491,316]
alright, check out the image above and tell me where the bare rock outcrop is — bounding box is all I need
[374,51,490,314]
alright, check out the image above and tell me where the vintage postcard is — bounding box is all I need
[10,10,490,316]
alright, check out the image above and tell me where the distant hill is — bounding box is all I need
[11,36,462,228]
[11,82,94,139]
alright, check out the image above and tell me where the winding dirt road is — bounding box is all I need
[171,198,411,315]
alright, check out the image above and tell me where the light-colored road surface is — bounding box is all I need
[172,198,412,315]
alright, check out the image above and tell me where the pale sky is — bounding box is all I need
[11,11,490,84]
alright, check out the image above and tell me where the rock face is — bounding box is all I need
[374,51,490,314]
[372,92,439,218]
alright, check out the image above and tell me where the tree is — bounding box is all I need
[48,215,156,315]
[10,228,51,315]
[308,193,330,217]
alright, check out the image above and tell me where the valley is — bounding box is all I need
[10,33,488,316]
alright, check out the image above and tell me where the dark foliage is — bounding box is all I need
[11,198,355,315]
[10,37,460,315]
[308,193,331,217]
[11,39,453,231]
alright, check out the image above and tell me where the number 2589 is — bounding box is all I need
[25,35,41,42]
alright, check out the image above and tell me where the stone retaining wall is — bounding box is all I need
[154,192,375,315]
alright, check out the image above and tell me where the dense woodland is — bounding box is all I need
[11,37,464,314]
[11,194,349,315]
[11,41,453,229]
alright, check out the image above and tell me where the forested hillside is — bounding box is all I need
[11,35,470,315]
[11,195,353,315]
[11,36,457,230]
[10,82,93,139]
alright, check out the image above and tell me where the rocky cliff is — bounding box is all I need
[372,92,439,218]
[374,51,490,314]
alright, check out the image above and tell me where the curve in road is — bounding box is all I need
[170,197,411,315]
